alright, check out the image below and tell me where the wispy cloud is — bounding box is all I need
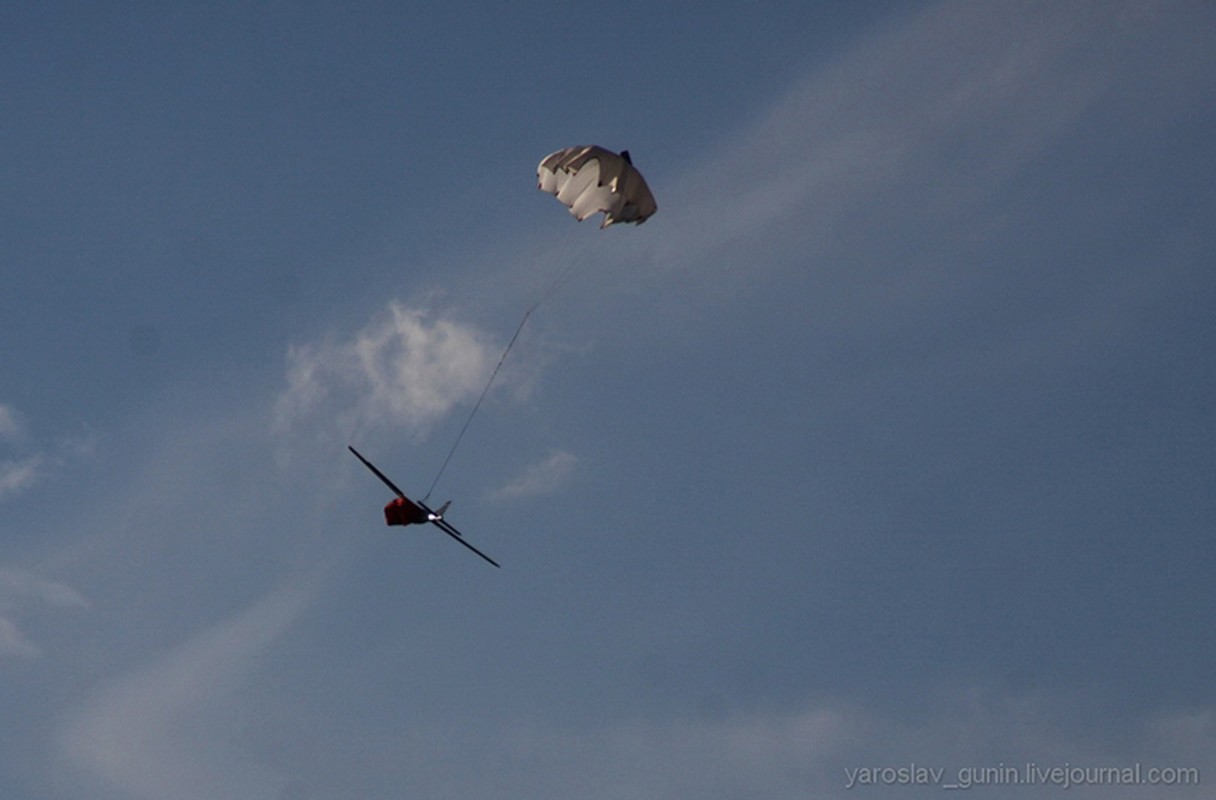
[59,585,309,800]
[0,617,41,659]
[0,403,38,502]
[0,455,43,501]
[0,404,26,442]
[272,692,1214,798]
[273,302,495,451]
[0,566,89,659]
[0,402,95,502]
[490,450,577,500]
[0,567,89,609]
[651,0,1178,289]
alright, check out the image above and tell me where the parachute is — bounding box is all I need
[537,145,657,228]
[422,146,657,501]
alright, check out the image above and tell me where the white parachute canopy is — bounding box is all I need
[537,145,657,228]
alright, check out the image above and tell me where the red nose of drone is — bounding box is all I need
[384,497,425,527]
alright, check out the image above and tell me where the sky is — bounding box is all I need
[2,1,1215,798]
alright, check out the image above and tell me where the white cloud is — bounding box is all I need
[495,705,850,799]
[275,692,1215,799]
[0,617,41,659]
[59,585,309,800]
[279,704,855,799]
[273,302,495,449]
[0,403,26,442]
[0,567,89,609]
[650,0,1156,291]
[0,566,89,659]
[0,403,38,502]
[0,455,42,501]
[490,450,577,499]
[0,402,95,502]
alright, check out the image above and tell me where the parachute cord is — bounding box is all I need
[422,308,531,503]
[536,258,579,308]
[422,243,583,502]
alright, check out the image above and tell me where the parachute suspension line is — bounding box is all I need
[422,308,530,503]
[422,250,582,502]
[536,257,579,309]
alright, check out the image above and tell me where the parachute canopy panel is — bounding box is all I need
[537,145,657,228]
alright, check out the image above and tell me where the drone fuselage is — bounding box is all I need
[384,496,428,527]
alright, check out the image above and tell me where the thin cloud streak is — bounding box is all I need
[0,404,26,442]
[0,567,89,660]
[274,694,1214,799]
[650,0,1184,283]
[0,402,96,502]
[0,455,43,501]
[0,403,39,502]
[490,450,577,500]
[0,567,89,609]
[58,585,310,800]
[0,618,41,659]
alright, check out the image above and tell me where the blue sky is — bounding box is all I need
[3,2,1215,798]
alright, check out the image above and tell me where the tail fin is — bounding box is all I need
[430,500,451,521]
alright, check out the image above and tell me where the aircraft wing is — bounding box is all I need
[426,514,501,569]
[348,446,406,498]
[351,445,500,568]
